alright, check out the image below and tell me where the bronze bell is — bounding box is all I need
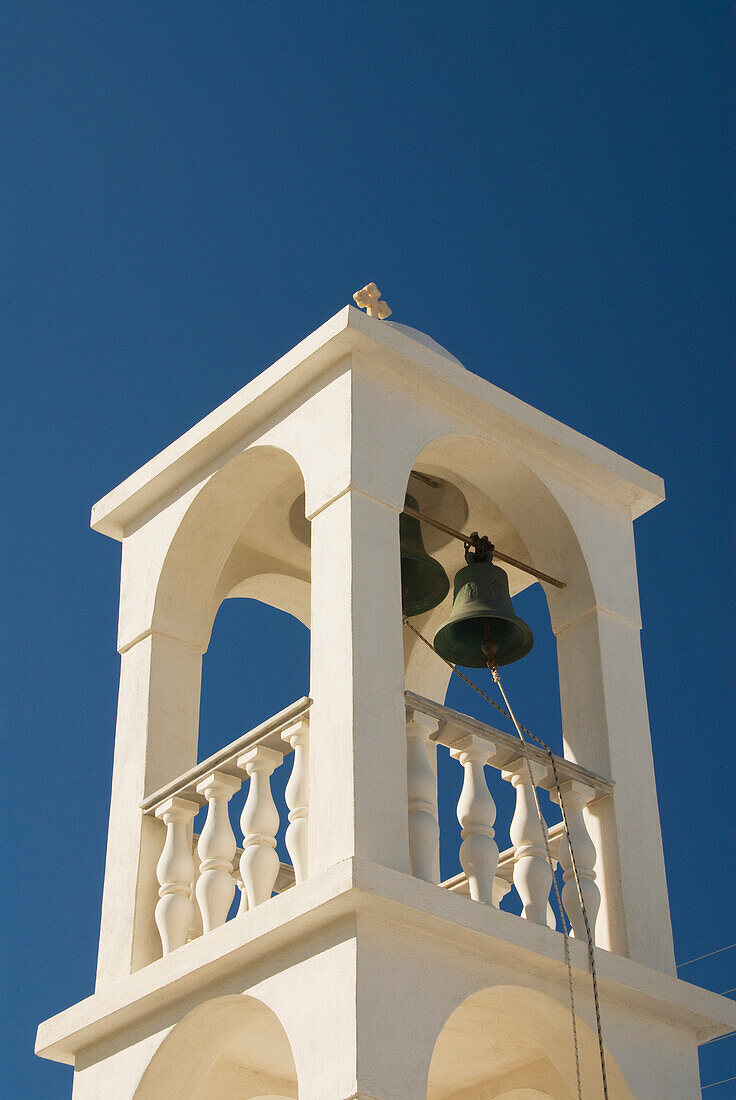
[434,539,534,667]
[400,495,450,617]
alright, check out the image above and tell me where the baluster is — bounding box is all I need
[233,861,248,916]
[552,780,601,940]
[502,757,553,925]
[154,796,199,955]
[284,719,310,884]
[406,711,440,883]
[188,840,203,942]
[237,746,283,908]
[195,771,241,933]
[450,736,498,905]
[493,876,513,908]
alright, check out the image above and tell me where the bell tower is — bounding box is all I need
[36,298,735,1098]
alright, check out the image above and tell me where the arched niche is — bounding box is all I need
[133,994,298,1100]
[426,984,634,1100]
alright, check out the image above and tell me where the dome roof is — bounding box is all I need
[384,321,464,367]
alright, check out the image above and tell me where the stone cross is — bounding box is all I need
[353,282,392,319]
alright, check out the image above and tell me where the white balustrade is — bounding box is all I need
[143,701,314,950]
[405,694,610,943]
[144,694,608,957]
[194,771,242,933]
[502,757,553,926]
[553,780,601,940]
[238,745,284,909]
[154,796,199,955]
[406,710,440,883]
[450,735,499,905]
[284,719,310,884]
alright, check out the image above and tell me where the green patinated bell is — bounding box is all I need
[400,495,451,618]
[433,560,534,668]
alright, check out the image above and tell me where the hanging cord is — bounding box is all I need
[491,666,609,1100]
[403,615,610,1100]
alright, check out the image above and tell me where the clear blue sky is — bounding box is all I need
[2,3,734,1095]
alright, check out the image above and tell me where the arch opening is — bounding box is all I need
[401,433,593,899]
[153,443,312,750]
[134,994,298,1100]
[427,985,634,1100]
[150,444,312,925]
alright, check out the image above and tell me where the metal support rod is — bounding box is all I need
[402,504,566,589]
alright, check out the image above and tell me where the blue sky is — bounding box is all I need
[2,2,734,1094]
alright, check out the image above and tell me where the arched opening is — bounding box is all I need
[134,994,298,1099]
[151,445,310,654]
[152,443,311,754]
[149,444,313,929]
[195,597,310,908]
[198,600,310,765]
[426,985,634,1100]
[401,432,592,734]
[194,455,311,894]
[401,434,594,908]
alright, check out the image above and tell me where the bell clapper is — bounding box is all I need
[481,618,498,670]
[466,536,500,667]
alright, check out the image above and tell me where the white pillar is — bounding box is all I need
[553,779,601,942]
[262,928,443,1100]
[307,488,409,876]
[406,710,441,883]
[154,796,199,955]
[284,718,310,884]
[502,757,553,926]
[95,631,203,984]
[450,735,499,905]
[556,603,675,970]
[238,745,283,908]
[194,771,241,934]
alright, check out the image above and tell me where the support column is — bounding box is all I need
[406,710,440,883]
[308,487,410,875]
[556,604,675,972]
[95,630,203,985]
[260,922,443,1100]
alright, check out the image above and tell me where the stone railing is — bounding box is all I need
[142,698,311,956]
[405,691,613,943]
[143,690,611,958]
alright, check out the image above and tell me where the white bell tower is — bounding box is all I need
[37,298,735,1098]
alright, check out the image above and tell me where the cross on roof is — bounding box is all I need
[352,282,392,319]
